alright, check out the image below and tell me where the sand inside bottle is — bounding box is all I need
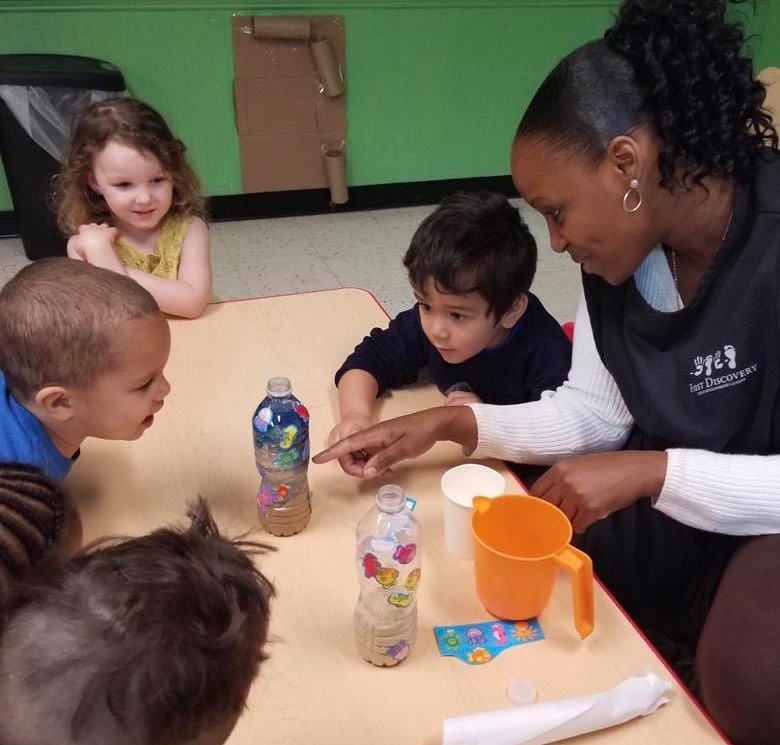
[354,604,417,666]
[259,490,311,536]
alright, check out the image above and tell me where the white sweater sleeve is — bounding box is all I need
[469,286,780,536]
[659,450,780,535]
[468,292,634,463]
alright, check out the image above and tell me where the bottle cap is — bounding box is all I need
[506,678,537,705]
[266,376,292,397]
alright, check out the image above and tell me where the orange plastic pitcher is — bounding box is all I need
[471,494,594,639]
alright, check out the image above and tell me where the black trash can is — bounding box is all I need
[0,54,125,259]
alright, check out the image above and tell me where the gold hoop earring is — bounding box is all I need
[622,178,642,213]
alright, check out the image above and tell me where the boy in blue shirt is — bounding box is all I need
[0,258,171,481]
[331,191,571,444]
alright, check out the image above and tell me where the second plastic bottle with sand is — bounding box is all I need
[354,484,421,666]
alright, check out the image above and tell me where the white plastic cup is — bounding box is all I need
[441,464,506,560]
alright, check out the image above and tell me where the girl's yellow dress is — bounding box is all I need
[114,212,187,279]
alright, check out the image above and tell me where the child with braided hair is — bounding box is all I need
[0,462,81,601]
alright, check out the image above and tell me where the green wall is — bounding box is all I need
[755,0,780,71]
[0,0,774,211]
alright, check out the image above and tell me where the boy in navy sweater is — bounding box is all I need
[330,191,571,444]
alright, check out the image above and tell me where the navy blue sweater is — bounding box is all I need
[335,293,572,404]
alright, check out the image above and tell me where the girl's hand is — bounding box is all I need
[67,234,87,261]
[532,451,667,533]
[67,223,120,269]
[313,406,478,478]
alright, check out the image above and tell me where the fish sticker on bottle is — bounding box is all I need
[253,407,273,433]
[387,640,410,662]
[404,568,421,591]
[279,425,298,450]
[388,592,414,608]
[272,447,299,468]
[361,552,399,588]
[393,543,417,564]
[362,552,381,578]
[375,568,399,589]
[257,482,290,510]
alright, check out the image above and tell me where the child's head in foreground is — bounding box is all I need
[0,258,170,446]
[403,191,537,364]
[0,497,276,745]
[55,96,204,237]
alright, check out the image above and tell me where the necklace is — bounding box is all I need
[669,209,734,309]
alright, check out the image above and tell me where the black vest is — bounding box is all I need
[583,151,780,455]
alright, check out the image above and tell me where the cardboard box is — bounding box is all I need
[232,15,347,195]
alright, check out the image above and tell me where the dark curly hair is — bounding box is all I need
[516,0,778,191]
[54,97,205,236]
[404,191,537,320]
[0,498,275,745]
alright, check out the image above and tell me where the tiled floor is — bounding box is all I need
[0,200,581,321]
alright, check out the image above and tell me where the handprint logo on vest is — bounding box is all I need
[689,344,757,396]
[691,345,737,377]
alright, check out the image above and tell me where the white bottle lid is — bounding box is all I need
[506,678,538,705]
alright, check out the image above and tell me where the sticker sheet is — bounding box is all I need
[433,619,544,665]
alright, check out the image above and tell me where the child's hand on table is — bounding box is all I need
[328,414,373,447]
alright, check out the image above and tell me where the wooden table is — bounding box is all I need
[68,289,727,745]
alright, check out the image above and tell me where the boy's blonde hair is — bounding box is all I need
[54,97,205,236]
[0,258,161,401]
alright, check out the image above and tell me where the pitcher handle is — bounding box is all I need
[554,545,595,639]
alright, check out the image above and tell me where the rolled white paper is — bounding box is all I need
[442,671,671,745]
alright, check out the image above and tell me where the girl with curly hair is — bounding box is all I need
[316,2,780,741]
[55,97,211,318]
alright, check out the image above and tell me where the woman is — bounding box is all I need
[315,1,780,742]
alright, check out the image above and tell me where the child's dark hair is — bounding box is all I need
[516,0,779,190]
[0,257,161,401]
[0,463,65,601]
[403,191,537,320]
[0,498,275,745]
[55,96,205,235]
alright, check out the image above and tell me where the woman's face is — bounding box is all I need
[511,134,658,286]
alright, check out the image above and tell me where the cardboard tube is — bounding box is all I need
[323,149,348,204]
[252,16,311,41]
[311,38,345,98]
